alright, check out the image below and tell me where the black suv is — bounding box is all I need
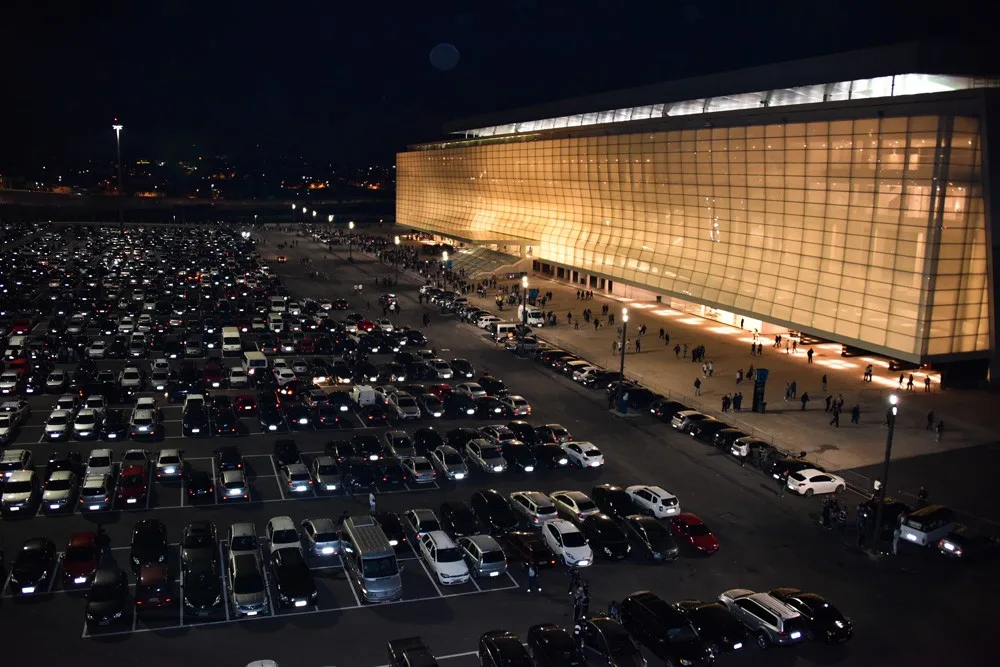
[130,519,169,575]
[620,591,714,666]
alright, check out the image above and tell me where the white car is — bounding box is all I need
[430,359,453,379]
[0,400,30,425]
[418,531,470,585]
[45,409,73,440]
[46,370,68,392]
[430,445,468,481]
[228,367,249,388]
[500,395,531,416]
[272,358,290,372]
[72,409,101,440]
[0,372,20,394]
[118,316,135,333]
[476,315,500,329]
[465,439,506,473]
[265,516,303,555]
[156,449,184,478]
[220,470,250,501]
[42,470,78,513]
[311,456,340,492]
[626,485,681,518]
[85,448,116,477]
[786,469,846,496]
[403,508,442,537]
[549,490,602,521]
[87,340,108,359]
[301,517,340,557]
[151,358,170,373]
[541,519,593,567]
[119,367,143,390]
[56,395,79,412]
[376,318,394,333]
[274,368,297,386]
[562,441,605,468]
[0,413,18,443]
[136,396,159,413]
[573,366,603,383]
[83,395,107,414]
[318,300,333,311]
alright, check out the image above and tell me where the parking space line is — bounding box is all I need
[341,557,362,607]
[468,573,482,592]
[145,466,155,510]
[219,541,231,621]
[409,543,446,599]
[178,544,185,626]
[269,455,286,501]
[259,545,275,617]
[211,458,219,505]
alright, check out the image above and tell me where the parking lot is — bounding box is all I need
[0,224,993,667]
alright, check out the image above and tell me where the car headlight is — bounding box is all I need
[834,620,845,629]
[158,554,166,562]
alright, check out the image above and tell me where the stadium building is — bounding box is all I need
[396,42,1000,385]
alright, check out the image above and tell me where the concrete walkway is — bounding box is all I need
[460,274,1000,483]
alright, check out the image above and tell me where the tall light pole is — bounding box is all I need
[872,394,899,554]
[112,121,124,225]
[614,308,629,412]
[348,220,355,260]
[393,235,401,283]
[520,275,529,356]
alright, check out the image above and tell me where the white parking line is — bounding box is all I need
[269,455,286,501]
[219,541,231,622]
[178,544,185,626]
[259,545,275,617]
[211,457,219,505]
[341,558,362,607]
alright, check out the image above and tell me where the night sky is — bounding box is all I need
[0,0,948,172]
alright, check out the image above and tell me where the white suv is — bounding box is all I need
[626,485,681,518]
[265,516,302,555]
[418,531,470,585]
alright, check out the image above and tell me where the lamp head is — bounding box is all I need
[889,394,898,406]
[291,204,296,210]
[442,251,449,261]
[328,214,334,222]
[394,235,400,246]
[349,221,355,230]
[312,210,317,217]
[622,307,629,323]
[521,276,528,288]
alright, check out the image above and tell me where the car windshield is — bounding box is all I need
[414,460,432,472]
[481,448,501,460]
[314,532,337,543]
[562,531,587,548]
[133,418,153,427]
[184,533,213,548]
[160,456,180,465]
[120,474,144,488]
[437,547,462,563]
[362,555,398,578]
[90,456,111,467]
[4,481,32,493]
[84,485,107,496]
[421,519,441,533]
[232,572,263,595]
[65,545,96,562]
[46,478,73,491]
[290,471,310,482]
[684,523,711,536]
[77,415,96,425]
[666,623,699,643]
[49,414,69,425]
[398,397,416,407]
[317,464,338,475]
[481,549,505,564]
[89,581,122,602]
[444,453,463,465]
[231,536,257,551]
[272,529,298,544]
[576,500,597,512]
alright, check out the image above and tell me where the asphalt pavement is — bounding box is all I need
[0,225,993,667]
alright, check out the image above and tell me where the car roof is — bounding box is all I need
[159,449,182,457]
[267,515,296,531]
[68,531,97,548]
[305,517,336,532]
[48,470,76,481]
[425,530,456,547]
[7,469,35,482]
[549,519,579,533]
[230,521,256,537]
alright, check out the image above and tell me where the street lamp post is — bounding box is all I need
[520,275,529,356]
[393,235,401,283]
[348,221,355,260]
[112,121,124,226]
[871,394,899,554]
[614,308,629,412]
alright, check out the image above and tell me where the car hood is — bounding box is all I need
[183,548,215,566]
[87,598,126,617]
[234,589,267,606]
[64,559,98,577]
[3,490,34,504]
[43,488,73,501]
[185,574,221,604]
[649,535,680,554]
[276,574,315,598]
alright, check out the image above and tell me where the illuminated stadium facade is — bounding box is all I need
[397,42,1000,383]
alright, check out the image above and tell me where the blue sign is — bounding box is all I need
[755,368,769,385]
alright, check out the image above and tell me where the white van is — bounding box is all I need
[222,327,242,355]
[899,505,956,547]
[267,312,284,333]
[489,323,518,341]
[517,305,545,327]
[269,296,287,312]
[242,351,268,378]
[351,385,377,406]
[4,335,27,360]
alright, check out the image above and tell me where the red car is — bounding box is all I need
[11,319,31,335]
[62,532,102,587]
[427,383,452,400]
[357,319,377,332]
[669,512,720,555]
[117,464,149,508]
[296,337,316,354]
[135,564,175,612]
[8,358,31,375]
[203,361,224,389]
[233,394,258,415]
[236,316,251,333]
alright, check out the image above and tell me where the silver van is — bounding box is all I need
[489,323,518,342]
[456,535,507,579]
[341,515,403,603]
[900,505,956,547]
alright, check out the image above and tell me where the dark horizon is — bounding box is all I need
[0,0,961,173]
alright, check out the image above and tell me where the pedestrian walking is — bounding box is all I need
[703,363,709,378]
[369,491,376,512]
[857,517,867,548]
[756,342,763,356]
[790,381,797,398]
[807,348,814,363]
[906,374,915,391]
[635,338,641,353]
[750,341,757,355]
[830,409,840,428]
[526,564,540,593]
[707,361,714,377]
[899,373,905,387]
[936,420,944,443]
[784,382,791,401]
[785,340,790,354]
[924,376,932,392]
[917,486,930,509]
[850,405,861,424]
[683,343,688,357]
[800,392,810,411]
[567,566,581,595]
[659,327,665,339]
[792,340,798,354]
[777,471,788,497]
[926,411,934,430]
[694,378,702,396]
[674,344,681,358]
[736,369,743,386]
[821,374,828,392]
[733,392,743,411]
[825,395,833,412]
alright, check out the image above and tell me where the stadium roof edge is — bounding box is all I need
[442,40,995,134]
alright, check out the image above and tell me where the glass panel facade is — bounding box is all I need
[397,114,989,360]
